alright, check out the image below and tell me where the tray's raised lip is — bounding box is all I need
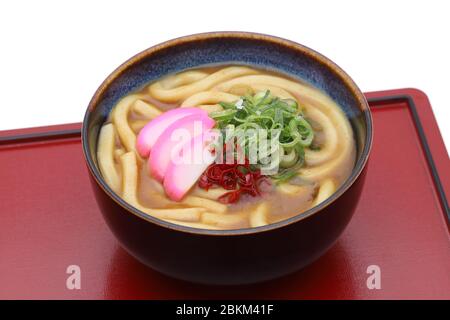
[1,91,449,227]
[368,93,449,224]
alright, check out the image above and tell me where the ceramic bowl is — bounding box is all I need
[82,32,373,285]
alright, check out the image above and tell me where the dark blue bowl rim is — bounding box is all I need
[82,31,373,236]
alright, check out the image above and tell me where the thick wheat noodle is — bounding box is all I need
[278,183,307,195]
[165,219,221,230]
[145,176,229,215]
[296,91,355,181]
[181,195,228,213]
[249,203,269,227]
[130,120,148,133]
[150,183,230,222]
[132,99,162,119]
[97,124,121,193]
[120,151,203,222]
[196,104,224,114]
[249,84,296,100]
[148,66,258,102]
[277,183,315,207]
[312,179,336,206]
[298,128,354,182]
[146,175,165,194]
[192,186,229,200]
[303,107,338,166]
[144,175,226,214]
[159,70,208,89]
[214,74,354,182]
[112,94,142,152]
[202,212,248,229]
[180,91,238,107]
[114,148,126,161]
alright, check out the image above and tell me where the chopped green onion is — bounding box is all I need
[215,90,315,183]
[210,109,237,121]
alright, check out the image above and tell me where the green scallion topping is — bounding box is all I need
[211,90,315,183]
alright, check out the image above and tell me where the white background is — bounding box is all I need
[0,0,449,153]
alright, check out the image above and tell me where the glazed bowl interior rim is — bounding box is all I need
[82,31,373,236]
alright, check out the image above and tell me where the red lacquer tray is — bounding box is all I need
[0,89,449,300]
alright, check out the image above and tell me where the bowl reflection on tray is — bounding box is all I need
[82,32,372,285]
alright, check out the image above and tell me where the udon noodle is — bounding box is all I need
[97,66,356,230]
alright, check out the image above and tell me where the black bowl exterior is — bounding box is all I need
[87,165,367,285]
